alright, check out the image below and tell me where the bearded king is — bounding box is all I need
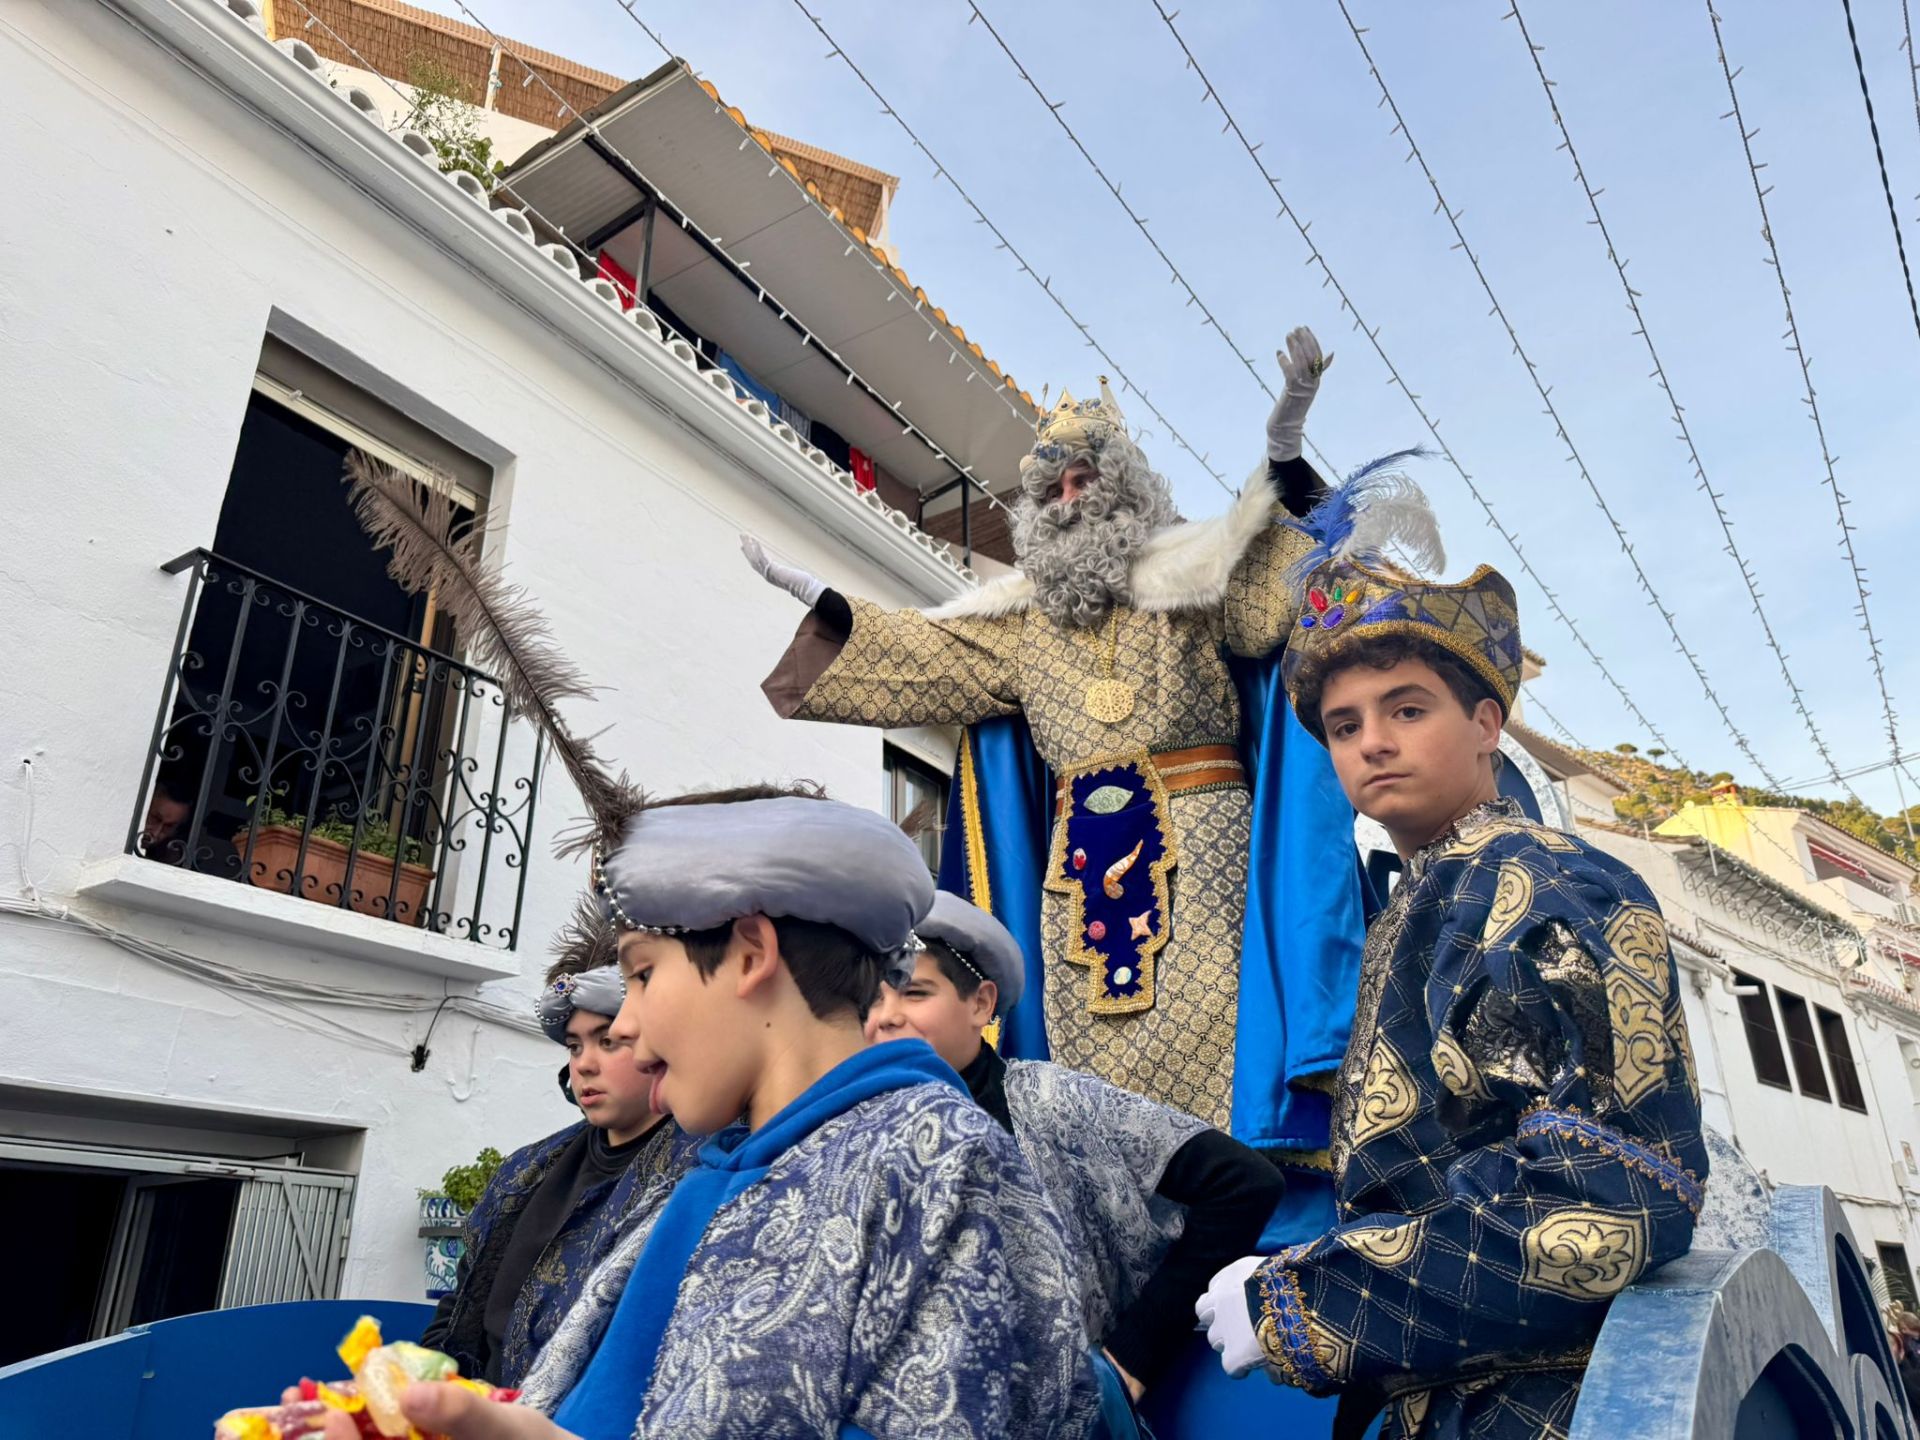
[746,329,1380,1152]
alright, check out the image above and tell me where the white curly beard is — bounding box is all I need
[1012,436,1178,628]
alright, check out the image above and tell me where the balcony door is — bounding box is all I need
[136,343,507,938]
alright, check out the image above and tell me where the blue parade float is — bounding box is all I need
[0,1184,1909,1438]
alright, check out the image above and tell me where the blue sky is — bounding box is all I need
[419,0,1920,815]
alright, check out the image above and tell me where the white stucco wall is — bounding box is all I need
[0,0,955,1300]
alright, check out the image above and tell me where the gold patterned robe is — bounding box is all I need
[1251,800,1707,1439]
[764,483,1314,1127]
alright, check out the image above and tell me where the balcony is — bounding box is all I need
[91,550,544,979]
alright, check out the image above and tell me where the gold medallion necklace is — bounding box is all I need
[1084,607,1135,724]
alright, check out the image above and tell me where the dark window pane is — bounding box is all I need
[1816,1005,1869,1113]
[1774,990,1832,1102]
[1732,970,1792,1091]
[1879,1245,1918,1312]
[884,745,948,876]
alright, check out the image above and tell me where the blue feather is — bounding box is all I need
[1288,447,1429,582]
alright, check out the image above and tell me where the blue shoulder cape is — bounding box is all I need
[936,649,1370,1159]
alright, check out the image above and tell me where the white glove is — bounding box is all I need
[740,534,826,608]
[1197,1255,1277,1381]
[1265,326,1331,463]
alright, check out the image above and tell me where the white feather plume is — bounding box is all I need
[1334,472,1445,575]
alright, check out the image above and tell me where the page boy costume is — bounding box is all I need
[1203,478,1709,1440]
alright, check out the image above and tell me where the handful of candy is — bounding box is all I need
[213,1316,521,1439]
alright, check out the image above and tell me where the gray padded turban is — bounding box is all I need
[595,797,935,983]
[917,890,1025,1017]
[533,965,627,1044]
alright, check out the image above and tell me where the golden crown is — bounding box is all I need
[1033,377,1125,457]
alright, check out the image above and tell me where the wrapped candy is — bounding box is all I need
[213,1317,519,1439]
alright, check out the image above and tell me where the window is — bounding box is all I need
[884,745,949,876]
[1773,990,1832,1103]
[127,340,538,950]
[1814,1004,1869,1113]
[1880,1245,1920,1312]
[1902,1037,1920,1107]
[1732,970,1793,1091]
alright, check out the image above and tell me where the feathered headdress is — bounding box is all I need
[545,889,619,985]
[1286,448,1444,579]
[1280,449,1522,723]
[344,454,646,858]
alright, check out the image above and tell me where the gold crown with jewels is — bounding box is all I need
[1032,377,1126,458]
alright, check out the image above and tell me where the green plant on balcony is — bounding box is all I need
[248,796,428,865]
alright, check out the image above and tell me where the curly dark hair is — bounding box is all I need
[1292,632,1499,742]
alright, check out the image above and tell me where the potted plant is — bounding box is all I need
[418,1147,502,1299]
[238,798,436,926]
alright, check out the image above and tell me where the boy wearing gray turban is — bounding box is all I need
[512,783,1101,1440]
[867,890,1283,1415]
[418,899,679,1388]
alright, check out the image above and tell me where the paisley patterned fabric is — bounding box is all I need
[427,1120,693,1386]
[1250,801,1708,1439]
[1004,1059,1209,1343]
[518,1081,1100,1439]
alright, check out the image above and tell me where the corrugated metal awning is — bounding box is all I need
[503,62,1038,495]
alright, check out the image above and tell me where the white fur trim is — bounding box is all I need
[927,477,1279,621]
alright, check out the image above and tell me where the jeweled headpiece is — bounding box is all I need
[1280,451,1523,726]
[1031,377,1125,461]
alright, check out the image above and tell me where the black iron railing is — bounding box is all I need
[129,550,544,949]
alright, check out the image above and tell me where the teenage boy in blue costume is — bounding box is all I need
[419,899,681,1387]
[1197,471,1707,1439]
[347,784,1099,1440]
[866,890,1284,1414]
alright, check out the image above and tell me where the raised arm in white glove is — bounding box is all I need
[1265,326,1332,464]
[740,534,826,608]
[1196,1255,1278,1382]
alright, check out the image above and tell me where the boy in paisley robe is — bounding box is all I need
[355,783,1100,1440]
[420,900,682,1387]
[1196,477,1708,1440]
[867,890,1329,1434]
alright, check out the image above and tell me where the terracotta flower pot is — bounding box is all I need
[239,823,436,927]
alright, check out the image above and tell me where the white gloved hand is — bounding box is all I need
[1197,1255,1276,1381]
[740,534,826,608]
[1265,326,1332,463]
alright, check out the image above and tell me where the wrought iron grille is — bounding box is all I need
[129,550,544,949]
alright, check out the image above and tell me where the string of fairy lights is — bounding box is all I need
[1144,0,1687,765]
[1707,2,1920,821]
[298,0,1915,814]
[1333,0,1783,791]
[1502,0,1863,809]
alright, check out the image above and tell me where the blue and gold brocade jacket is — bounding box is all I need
[1252,800,1707,1438]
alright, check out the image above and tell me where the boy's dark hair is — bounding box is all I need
[920,937,984,1001]
[1293,631,1500,743]
[651,781,889,1023]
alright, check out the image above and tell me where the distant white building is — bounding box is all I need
[0,0,1036,1366]
[1502,739,1920,1309]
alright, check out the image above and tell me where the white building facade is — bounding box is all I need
[0,0,977,1364]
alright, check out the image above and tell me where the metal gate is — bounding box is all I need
[0,1139,355,1330]
[218,1170,355,1307]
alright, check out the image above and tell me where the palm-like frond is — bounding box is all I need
[344,453,645,854]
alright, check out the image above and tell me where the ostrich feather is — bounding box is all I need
[545,890,619,984]
[1289,448,1444,581]
[343,452,645,856]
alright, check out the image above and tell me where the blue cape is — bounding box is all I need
[936,650,1369,1157]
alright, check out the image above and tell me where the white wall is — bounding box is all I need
[0,1,949,1299]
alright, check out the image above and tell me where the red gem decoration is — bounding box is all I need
[1072,848,1088,871]
[1308,588,1330,614]
[1088,920,1107,941]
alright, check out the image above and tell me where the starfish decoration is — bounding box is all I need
[1129,910,1153,941]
